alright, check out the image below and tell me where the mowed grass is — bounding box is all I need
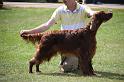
[0,7,124,82]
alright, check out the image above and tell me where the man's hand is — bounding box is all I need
[20,30,30,36]
[87,13,91,18]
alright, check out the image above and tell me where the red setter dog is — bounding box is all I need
[21,11,112,76]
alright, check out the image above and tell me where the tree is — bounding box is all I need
[0,0,3,8]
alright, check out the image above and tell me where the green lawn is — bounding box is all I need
[0,7,124,82]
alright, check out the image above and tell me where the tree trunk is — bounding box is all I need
[0,0,3,8]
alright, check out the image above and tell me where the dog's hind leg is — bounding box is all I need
[34,44,57,73]
[29,45,43,73]
[36,63,41,72]
[29,57,42,73]
[29,57,36,73]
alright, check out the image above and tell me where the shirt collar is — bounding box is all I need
[64,2,80,13]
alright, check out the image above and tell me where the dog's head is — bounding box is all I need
[94,11,113,22]
[90,11,113,31]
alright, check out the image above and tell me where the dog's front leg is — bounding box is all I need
[79,52,95,76]
[36,63,41,72]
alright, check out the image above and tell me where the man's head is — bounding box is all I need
[63,0,76,5]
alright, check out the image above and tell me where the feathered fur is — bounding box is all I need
[20,11,112,76]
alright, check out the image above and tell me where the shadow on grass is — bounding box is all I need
[36,71,82,77]
[0,7,11,10]
[42,72,80,77]
[0,73,6,79]
[95,71,124,80]
[37,71,124,80]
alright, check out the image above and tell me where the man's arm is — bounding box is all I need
[20,18,56,35]
[83,5,97,17]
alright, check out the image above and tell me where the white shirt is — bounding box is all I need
[50,2,95,30]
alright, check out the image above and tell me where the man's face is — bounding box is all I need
[63,0,75,5]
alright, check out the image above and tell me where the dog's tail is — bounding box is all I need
[20,33,43,44]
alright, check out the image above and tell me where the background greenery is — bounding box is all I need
[0,7,124,82]
[3,0,124,3]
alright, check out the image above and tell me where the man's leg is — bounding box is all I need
[59,55,79,73]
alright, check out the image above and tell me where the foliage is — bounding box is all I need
[4,0,47,2]
[0,0,3,8]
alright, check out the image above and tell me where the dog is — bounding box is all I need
[21,11,112,76]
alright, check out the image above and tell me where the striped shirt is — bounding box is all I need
[51,2,95,30]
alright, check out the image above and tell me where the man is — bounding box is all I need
[20,0,96,73]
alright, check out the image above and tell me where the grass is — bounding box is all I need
[0,7,124,82]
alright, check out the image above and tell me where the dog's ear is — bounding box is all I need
[90,20,97,31]
[89,12,99,31]
[90,23,95,31]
